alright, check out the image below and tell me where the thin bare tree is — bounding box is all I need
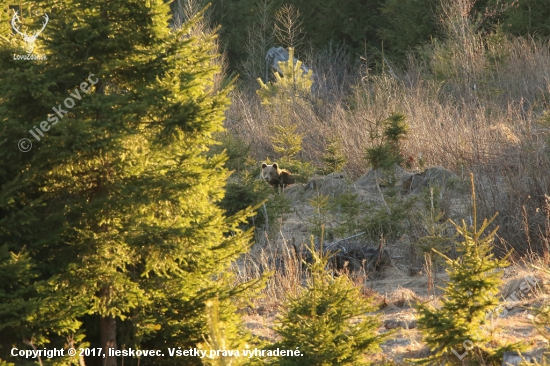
[274,4,305,55]
[240,0,275,84]
[171,0,209,34]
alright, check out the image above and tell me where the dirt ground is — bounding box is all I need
[242,264,550,364]
[238,168,550,364]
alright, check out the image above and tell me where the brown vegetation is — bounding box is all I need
[227,33,550,258]
[224,3,550,362]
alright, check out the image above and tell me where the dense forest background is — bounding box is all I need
[200,0,550,75]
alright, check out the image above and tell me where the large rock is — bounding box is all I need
[353,166,460,194]
[355,166,413,191]
[266,46,313,77]
[285,172,349,202]
[502,350,548,366]
[404,166,461,194]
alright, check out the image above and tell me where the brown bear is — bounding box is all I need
[261,162,294,188]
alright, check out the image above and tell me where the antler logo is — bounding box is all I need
[11,11,49,54]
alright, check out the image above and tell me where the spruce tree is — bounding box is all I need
[269,123,303,162]
[257,47,314,183]
[272,233,386,366]
[364,112,409,215]
[321,136,347,175]
[414,174,519,365]
[0,1,258,365]
[256,47,314,108]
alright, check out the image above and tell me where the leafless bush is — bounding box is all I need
[232,231,307,309]
[232,229,375,309]
[307,42,359,108]
[239,0,275,86]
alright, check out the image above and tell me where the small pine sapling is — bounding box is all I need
[413,174,523,365]
[322,136,347,175]
[256,47,314,108]
[267,122,314,184]
[257,47,315,183]
[365,112,410,215]
[270,123,302,162]
[272,230,388,365]
[383,112,409,167]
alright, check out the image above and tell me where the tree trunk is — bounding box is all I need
[101,315,117,366]
[99,286,117,366]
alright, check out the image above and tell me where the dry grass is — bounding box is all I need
[232,231,308,312]
[236,252,550,363]
[224,5,550,361]
[227,36,550,175]
[226,33,550,257]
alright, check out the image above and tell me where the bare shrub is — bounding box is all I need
[239,0,275,86]
[274,4,305,54]
[232,232,308,310]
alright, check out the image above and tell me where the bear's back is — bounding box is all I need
[278,170,294,187]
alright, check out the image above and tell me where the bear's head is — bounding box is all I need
[261,162,280,183]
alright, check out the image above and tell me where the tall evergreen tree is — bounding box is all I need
[290,0,385,59]
[0,1,258,365]
[497,0,550,39]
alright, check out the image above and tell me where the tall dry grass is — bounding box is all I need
[225,30,550,257]
[232,229,375,310]
[231,232,308,310]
